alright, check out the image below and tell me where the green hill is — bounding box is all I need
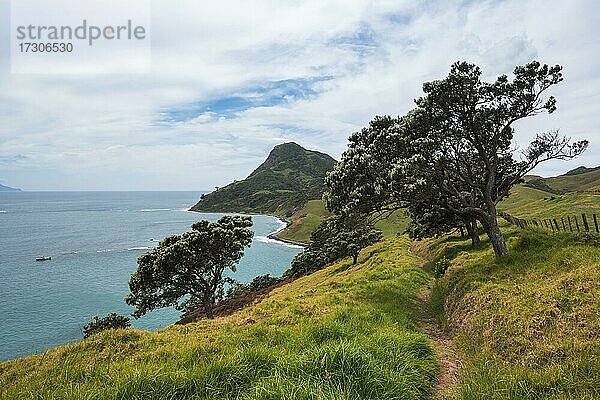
[190,143,336,216]
[524,166,600,194]
[418,227,600,399]
[2,222,599,398]
[0,236,438,399]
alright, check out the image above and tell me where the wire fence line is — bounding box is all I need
[498,211,600,234]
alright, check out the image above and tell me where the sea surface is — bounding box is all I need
[0,191,302,361]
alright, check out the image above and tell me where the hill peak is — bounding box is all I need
[250,142,334,177]
[190,143,336,215]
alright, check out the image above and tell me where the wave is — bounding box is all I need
[139,208,171,212]
[0,210,7,213]
[255,235,304,249]
[96,249,114,253]
[127,246,152,251]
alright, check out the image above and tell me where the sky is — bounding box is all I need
[0,0,599,191]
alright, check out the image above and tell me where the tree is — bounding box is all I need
[324,115,409,221]
[332,216,383,264]
[285,215,382,278]
[126,216,253,319]
[83,313,130,338]
[402,61,588,256]
[327,61,587,258]
[325,113,482,248]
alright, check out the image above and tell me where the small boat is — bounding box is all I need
[36,256,52,261]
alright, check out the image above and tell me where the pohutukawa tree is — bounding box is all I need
[126,215,253,319]
[325,112,483,250]
[404,61,588,257]
[324,115,411,222]
[326,60,587,258]
[286,215,382,278]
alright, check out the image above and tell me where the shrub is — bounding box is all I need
[83,313,131,338]
[433,257,450,278]
[226,274,281,299]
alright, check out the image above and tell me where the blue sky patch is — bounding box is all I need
[161,76,334,123]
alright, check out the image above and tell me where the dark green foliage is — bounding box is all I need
[126,216,253,319]
[286,216,383,278]
[327,60,587,258]
[82,313,130,338]
[190,143,336,215]
[324,116,409,219]
[403,61,587,257]
[432,257,450,278]
[226,274,281,299]
[563,165,600,176]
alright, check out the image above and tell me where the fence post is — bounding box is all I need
[553,219,560,231]
[543,220,548,229]
[550,220,555,232]
[574,215,580,232]
[582,214,590,232]
[561,218,566,231]
[594,214,599,233]
[568,216,573,232]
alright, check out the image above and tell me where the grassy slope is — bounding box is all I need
[190,143,336,216]
[416,227,600,399]
[275,200,331,244]
[499,184,600,220]
[0,237,437,400]
[276,199,410,244]
[525,167,600,194]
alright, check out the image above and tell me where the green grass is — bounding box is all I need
[418,227,600,399]
[0,237,438,400]
[499,184,600,221]
[276,199,331,244]
[374,210,410,239]
[277,201,410,244]
[524,167,600,194]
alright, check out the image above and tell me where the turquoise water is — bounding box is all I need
[0,191,302,361]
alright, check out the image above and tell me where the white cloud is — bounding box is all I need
[0,0,598,190]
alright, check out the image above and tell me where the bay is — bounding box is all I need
[0,191,302,361]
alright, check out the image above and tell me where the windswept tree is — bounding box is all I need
[126,216,253,319]
[326,61,587,257]
[325,113,482,249]
[401,61,588,256]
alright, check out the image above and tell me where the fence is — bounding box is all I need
[498,211,600,234]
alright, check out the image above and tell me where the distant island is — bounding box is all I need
[190,142,336,217]
[0,184,21,192]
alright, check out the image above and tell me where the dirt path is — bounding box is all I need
[418,280,463,399]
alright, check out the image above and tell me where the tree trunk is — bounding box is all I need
[465,219,481,249]
[203,297,214,319]
[352,253,358,265]
[481,215,508,257]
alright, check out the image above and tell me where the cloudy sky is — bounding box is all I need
[0,0,598,190]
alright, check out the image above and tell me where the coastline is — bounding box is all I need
[188,208,307,248]
[266,216,308,248]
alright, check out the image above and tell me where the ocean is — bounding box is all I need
[0,191,303,361]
